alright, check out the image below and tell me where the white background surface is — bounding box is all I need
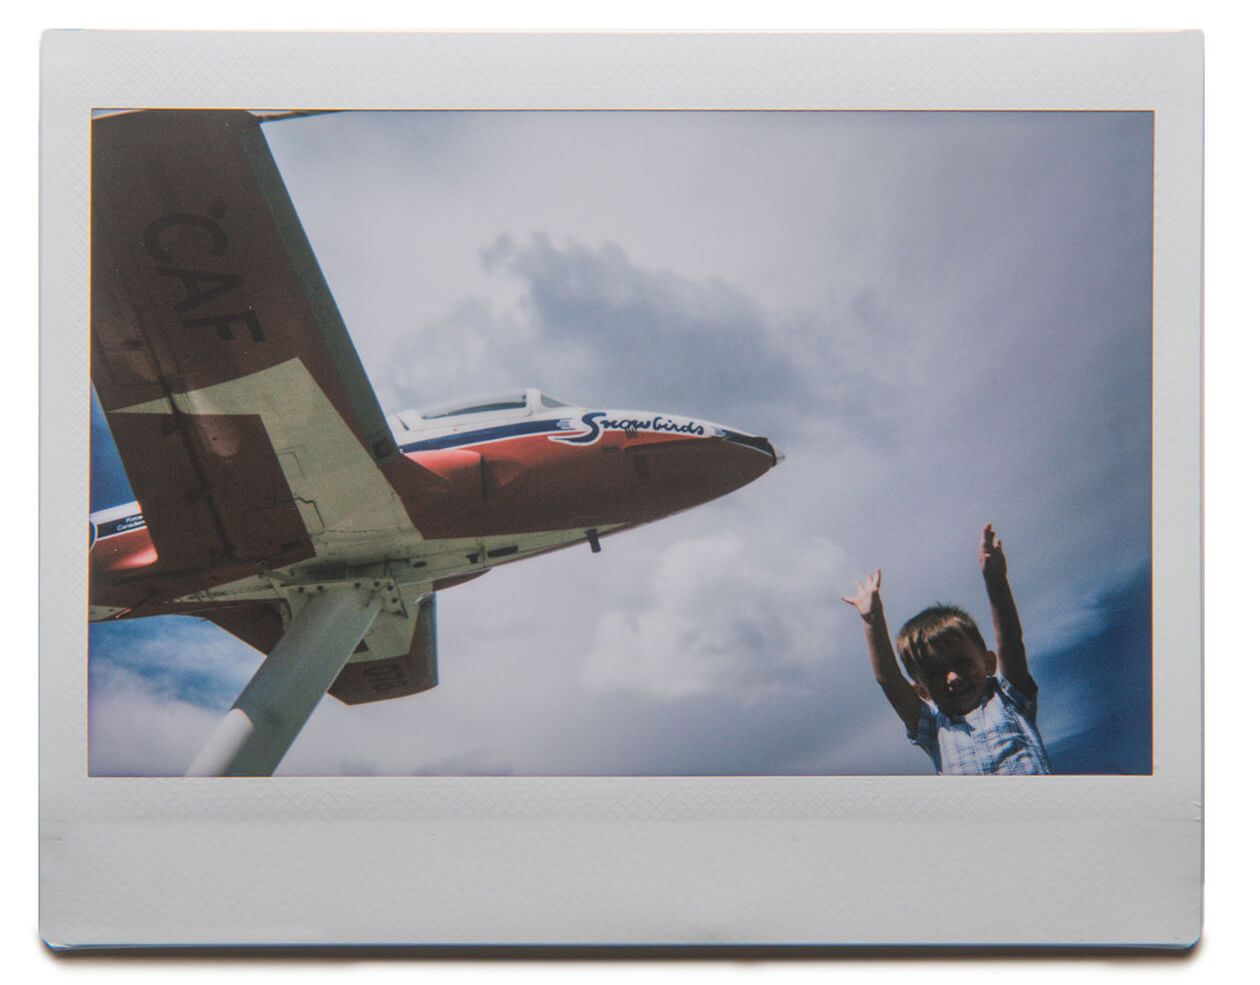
[10,0,1250,980]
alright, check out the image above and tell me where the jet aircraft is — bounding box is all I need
[89,110,779,776]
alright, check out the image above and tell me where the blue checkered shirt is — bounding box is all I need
[909,675,1052,775]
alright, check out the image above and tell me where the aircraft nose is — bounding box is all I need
[623,425,779,520]
[718,429,783,465]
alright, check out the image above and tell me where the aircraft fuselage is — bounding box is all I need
[89,388,778,622]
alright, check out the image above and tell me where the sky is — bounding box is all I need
[88,110,1153,776]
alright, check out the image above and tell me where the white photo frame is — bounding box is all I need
[40,31,1202,948]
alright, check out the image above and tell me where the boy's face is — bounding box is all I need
[910,636,997,715]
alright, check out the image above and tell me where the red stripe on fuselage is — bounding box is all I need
[90,526,158,576]
[402,429,772,540]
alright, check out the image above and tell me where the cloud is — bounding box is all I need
[87,617,267,775]
[581,532,845,702]
[88,662,224,776]
[89,617,259,710]
[381,233,811,434]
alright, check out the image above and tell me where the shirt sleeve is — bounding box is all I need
[996,674,1038,723]
[908,701,938,753]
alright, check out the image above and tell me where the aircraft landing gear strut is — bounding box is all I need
[185,586,383,777]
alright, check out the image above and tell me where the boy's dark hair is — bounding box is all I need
[895,605,987,682]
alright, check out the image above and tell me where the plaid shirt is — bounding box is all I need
[910,675,1052,775]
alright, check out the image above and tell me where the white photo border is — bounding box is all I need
[39,30,1202,948]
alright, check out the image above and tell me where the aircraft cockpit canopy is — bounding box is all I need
[388,388,578,434]
[421,392,528,420]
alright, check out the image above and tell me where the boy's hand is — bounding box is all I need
[980,522,1034,695]
[980,523,1007,580]
[845,569,920,733]
[841,570,883,623]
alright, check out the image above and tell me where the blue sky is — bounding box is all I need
[89,110,1152,776]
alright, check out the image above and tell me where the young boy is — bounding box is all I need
[841,524,1052,774]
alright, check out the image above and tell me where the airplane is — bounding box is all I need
[89,109,780,777]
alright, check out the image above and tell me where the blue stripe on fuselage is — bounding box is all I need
[398,418,574,454]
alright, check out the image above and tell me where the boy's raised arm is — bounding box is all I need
[842,570,922,733]
[980,523,1037,696]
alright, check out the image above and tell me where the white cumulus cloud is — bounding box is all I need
[582,533,848,701]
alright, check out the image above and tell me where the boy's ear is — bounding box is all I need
[985,650,998,675]
[912,681,931,702]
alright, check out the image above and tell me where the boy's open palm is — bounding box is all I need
[842,569,882,621]
[980,523,1007,578]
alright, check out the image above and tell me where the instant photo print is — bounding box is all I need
[40,31,1203,948]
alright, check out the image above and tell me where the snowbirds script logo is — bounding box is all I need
[552,412,717,445]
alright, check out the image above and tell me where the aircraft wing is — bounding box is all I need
[92,110,419,598]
